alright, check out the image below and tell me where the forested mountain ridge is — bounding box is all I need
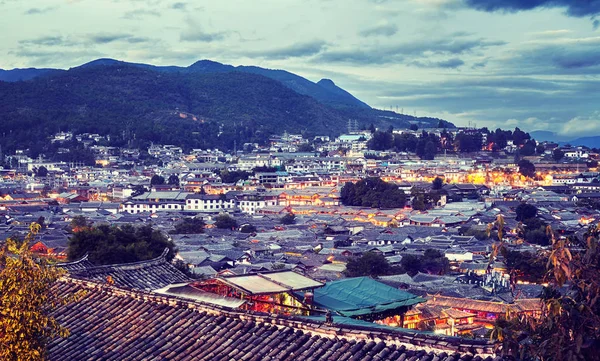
[0,60,453,154]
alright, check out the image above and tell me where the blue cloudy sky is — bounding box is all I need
[1,0,599,137]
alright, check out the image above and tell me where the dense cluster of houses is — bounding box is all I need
[1,130,599,348]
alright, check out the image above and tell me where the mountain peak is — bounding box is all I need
[75,58,123,69]
[317,78,336,87]
[188,59,230,72]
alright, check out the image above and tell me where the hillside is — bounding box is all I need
[0,64,353,153]
[0,60,453,153]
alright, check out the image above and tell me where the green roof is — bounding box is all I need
[312,277,425,317]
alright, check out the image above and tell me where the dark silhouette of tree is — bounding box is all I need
[280,213,296,225]
[214,214,237,229]
[432,177,444,190]
[151,175,165,185]
[518,159,536,178]
[516,203,538,222]
[67,224,175,264]
[340,178,406,209]
[553,148,564,162]
[167,174,180,186]
[171,217,205,234]
[239,224,257,233]
[409,124,419,131]
[344,252,392,277]
[35,166,48,177]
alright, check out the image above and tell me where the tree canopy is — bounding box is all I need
[0,223,82,361]
[344,252,393,278]
[171,217,205,234]
[214,214,238,229]
[67,224,175,265]
[340,178,406,209]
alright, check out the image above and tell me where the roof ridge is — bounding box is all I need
[71,247,171,272]
[59,277,499,356]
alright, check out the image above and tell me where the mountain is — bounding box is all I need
[0,67,64,82]
[0,59,453,153]
[2,58,369,109]
[559,136,600,148]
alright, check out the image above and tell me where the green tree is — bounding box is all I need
[151,175,165,185]
[409,124,419,131]
[67,224,175,265]
[344,252,392,277]
[35,166,48,177]
[400,249,450,276]
[553,148,564,162]
[167,174,180,186]
[69,215,90,232]
[171,217,205,234]
[214,214,238,229]
[297,143,314,152]
[515,203,538,222]
[239,223,257,233]
[280,213,296,225]
[0,223,83,361]
[432,177,444,190]
[518,159,536,178]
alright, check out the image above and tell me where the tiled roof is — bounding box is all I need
[66,249,191,291]
[49,278,502,361]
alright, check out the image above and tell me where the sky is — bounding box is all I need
[1,0,599,138]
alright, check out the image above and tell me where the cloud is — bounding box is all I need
[180,29,228,42]
[409,57,465,68]
[594,19,599,29]
[122,9,161,19]
[316,34,506,65]
[171,2,186,10]
[24,6,58,15]
[252,40,328,60]
[561,111,600,136]
[461,0,600,17]
[19,36,69,47]
[87,33,151,44]
[359,23,398,37]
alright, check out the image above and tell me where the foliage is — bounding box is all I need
[367,131,394,151]
[0,223,83,361]
[409,124,418,131]
[35,166,48,177]
[280,213,296,225]
[553,149,564,162]
[518,159,536,178]
[411,187,443,211]
[492,226,600,361]
[516,203,538,222]
[171,217,205,234]
[219,170,251,183]
[455,132,483,153]
[69,215,90,233]
[432,177,444,190]
[344,252,393,277]
[520,139,537,156]
[239,223,257,233]
[340,177,406,209]
[297,143,314,152]
[151,175,165,185]
[400,249,450,276]
[504,250,547,284]
[67,224,175,265]
[167,174,180,186]
[214,214,238,229]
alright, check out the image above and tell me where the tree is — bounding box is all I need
[344,252,392,277]
[367,131,394,150]
[536,144,546,155]
[280,213,296,225]
[437,120,446,128]
[0,223,82,361]
[297,143,314,152]
[214,214,238,229]
[151,175,165,185]
[167,174,180,187]
[492,226,600,360]
[553,148,564,162]
[400,249,450,276]
[69,215,90,232]
[409,124,419,131]
[35,166,48,177]
[518,159,536,178]
[432,177,444,190]
[340,178,407,209]
[521,139,537,156]
[515,203,538,222]
[239,224,257,233]
[368,123,376,133]
[67,224,175,265]
[423,141,436,160]
[171,217,205,234]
